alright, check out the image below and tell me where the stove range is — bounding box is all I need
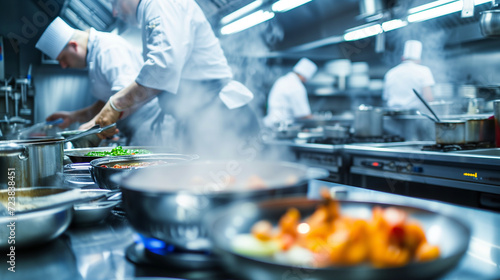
[306,134,405,145]
[421,142,495,152]
[126,234,221,270]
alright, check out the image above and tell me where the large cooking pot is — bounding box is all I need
[354,105,383,137]
[111,160,328,251]
[435,120,466,145]
[0,137,64,188]
[465,117,495,144]
[480,6,500,37]
[494,100,500,147]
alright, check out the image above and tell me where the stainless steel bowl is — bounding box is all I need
[207,197,470,280]
[72,189,120,226]
[112,160,328,251]
[90,153,198,190]
[0,187,73,249]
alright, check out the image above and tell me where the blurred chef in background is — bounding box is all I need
[84,0,260,159]
[263,58,318,128]
[383,40,435,110]
[36,17,173,146]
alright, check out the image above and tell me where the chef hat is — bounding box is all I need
[293,58,318,81]
[403,40,422,61]
[36,17,75,60]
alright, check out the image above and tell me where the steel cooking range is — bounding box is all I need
[265,134,405,184]
[344,141,500,209]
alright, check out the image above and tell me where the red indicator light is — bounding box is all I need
[372,162,379,167]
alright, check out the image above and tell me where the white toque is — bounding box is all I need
[293,58,318,81]
[36,17,75,60]
[403,40,422,61]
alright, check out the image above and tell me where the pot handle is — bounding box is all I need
[0,143,29,159]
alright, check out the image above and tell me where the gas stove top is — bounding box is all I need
[421,142,495,152]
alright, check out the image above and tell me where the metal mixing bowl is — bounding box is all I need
[0,187,73,249]
[72,189,121,226]
[112,160,328,251]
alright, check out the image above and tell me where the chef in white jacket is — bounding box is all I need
[383,40,435,110]
[263,58,318,128]
[87,0,259,159]
[35,17,173,146]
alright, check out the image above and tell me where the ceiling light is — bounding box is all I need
[220,0,264,25]
[343,24,382,41]
[272,0,313,13]
[220,10,275,35]
[408,0,493,23]
[381,19,408,32]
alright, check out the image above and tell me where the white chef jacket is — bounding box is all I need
[383,61,435,109]
[263,72,311,127]
[135,0,252,109]
[86,28,143,102]
[86,28,170,146]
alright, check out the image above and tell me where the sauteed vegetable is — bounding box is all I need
[84,146,152,157]
[101,160,167,169]
[232,189,440,268]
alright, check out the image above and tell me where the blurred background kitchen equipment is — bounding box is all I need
[494,100,500,147]
[480,1,500,37]
[325,59,351,90]
[113,161,328,251]
[354,104,383,137]
[273,122,302,139]
[207,197,471,280]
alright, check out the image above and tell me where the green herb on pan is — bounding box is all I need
[84,146,152,157]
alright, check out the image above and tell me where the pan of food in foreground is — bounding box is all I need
[112,160,329,251]
[90,153,199,190]
[206,195,470,280]
[65,145,176,163]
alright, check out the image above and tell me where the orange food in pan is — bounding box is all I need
[249,191,440,268]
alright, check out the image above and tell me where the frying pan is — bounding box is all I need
[207,197,470,280]
[65,146,176,163]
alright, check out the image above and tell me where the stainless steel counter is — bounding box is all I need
[1,180,499,280]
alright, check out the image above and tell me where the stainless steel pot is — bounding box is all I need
[494,100,500,147]
[480,8,500,37]
[323,124,350,138]
[435,120,466,145]
[354,105,383,137]
[111,160,328,251]
[0,137,64,188]
[465,117,495,143]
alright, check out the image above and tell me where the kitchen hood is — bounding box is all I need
[59,0,117,32]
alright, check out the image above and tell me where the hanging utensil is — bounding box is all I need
[413,89,441,122]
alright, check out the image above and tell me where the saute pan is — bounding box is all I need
[207,197,471,280]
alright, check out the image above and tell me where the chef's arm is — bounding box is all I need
[422,86,434,102]
[46,100,105,129]
[81,82,161,138]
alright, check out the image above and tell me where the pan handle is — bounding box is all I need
[0,143,29,159]
[63,123,117,143]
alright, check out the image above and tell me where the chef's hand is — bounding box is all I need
[80,102,120,139]
[46,112,74,129]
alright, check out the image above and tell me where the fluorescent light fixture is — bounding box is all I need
[343,24,382,41]
[220,0,264,25]
[408,0,493,23]
[408,0,456,14]
[272,0,313,13]
[408,1,462,22]
[382,19,408,32]
[220,10,275,35]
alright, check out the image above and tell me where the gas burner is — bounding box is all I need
[126,235,220,270]
[422,142,495,152]
[307,135,405,145]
